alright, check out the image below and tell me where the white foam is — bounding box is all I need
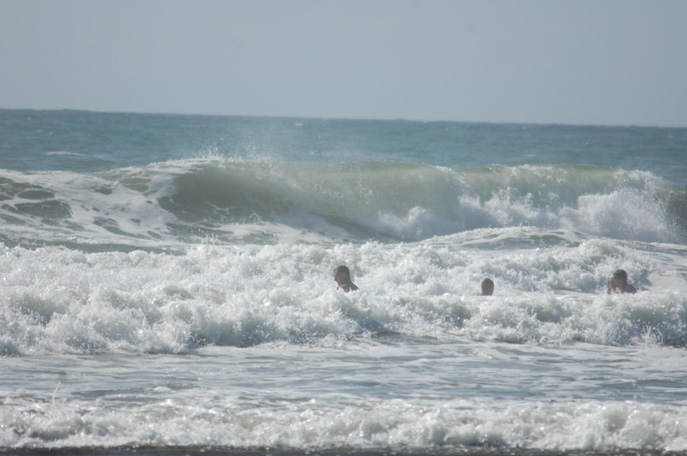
[1,233,686,452]
[3,394,687,450]
[44,151,85,156]
[1,228,686,356]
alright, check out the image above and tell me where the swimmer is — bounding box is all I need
[474,278,494,296]
[334,265,358,292]
[607,269,636,294]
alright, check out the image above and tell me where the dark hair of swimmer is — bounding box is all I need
[607,269,636,294]
[334,265,358,292]
[480,278,494,296]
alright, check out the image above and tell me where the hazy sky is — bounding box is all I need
[2,0,686,126]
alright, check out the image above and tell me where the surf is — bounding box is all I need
[0,158,683,249]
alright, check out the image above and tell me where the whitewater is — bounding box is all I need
[1,109,687,455]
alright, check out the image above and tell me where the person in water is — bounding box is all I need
[474,278,494,296]
[334,265,358,292]
[607,269,636,294]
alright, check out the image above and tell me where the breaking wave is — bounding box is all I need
[0,159,684,248]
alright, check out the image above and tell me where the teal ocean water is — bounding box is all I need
[1,109,687,455]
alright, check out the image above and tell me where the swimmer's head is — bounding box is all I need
[334,265,350,282]
[334,265,358,292]
[612,269,628,283]
[481,278,494,296]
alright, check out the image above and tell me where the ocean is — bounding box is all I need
[1,109,687,456]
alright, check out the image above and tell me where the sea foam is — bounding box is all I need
[1,231,686,356]
[3,392,687,450]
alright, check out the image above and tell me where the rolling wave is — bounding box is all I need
[0,158,684,248]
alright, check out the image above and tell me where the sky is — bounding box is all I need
[1,0,687,127]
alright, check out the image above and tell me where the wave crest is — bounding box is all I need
[0,159,682,247]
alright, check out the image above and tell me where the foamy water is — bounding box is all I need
[1,110,687,454]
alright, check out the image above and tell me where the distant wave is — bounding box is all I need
[0,158,684,248]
